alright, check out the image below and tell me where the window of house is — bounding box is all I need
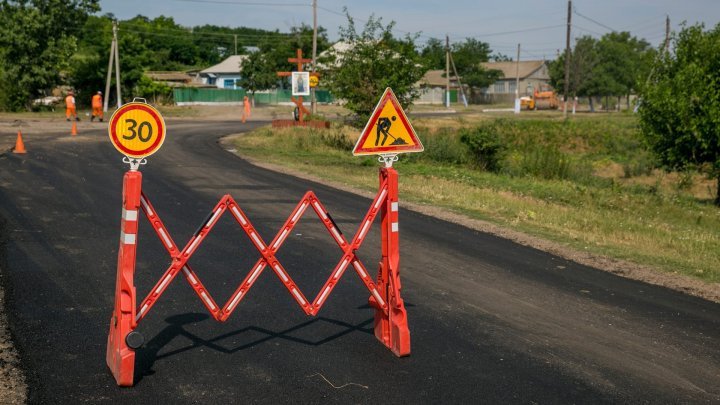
[508,81,517,94]
[207,77,216,85]
[493,81,506,93]
[223,79,235,89]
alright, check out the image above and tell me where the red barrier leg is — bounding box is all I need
[372,167,410,356]
[106,170,142,386]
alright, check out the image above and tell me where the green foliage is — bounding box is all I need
[451,38,501,90]
[459,125,505,172]
[324,12,427,123]
[135,75,172,104]
[0,0,99,110]
[639,22,720,203]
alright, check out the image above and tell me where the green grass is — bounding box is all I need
[234,116,720,283]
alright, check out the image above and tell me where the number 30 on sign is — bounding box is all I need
[108,102,166,158]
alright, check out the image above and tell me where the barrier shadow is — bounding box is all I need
[134,313,374,384]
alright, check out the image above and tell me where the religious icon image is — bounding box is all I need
[292,71,310,96]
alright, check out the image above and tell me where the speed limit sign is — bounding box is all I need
[108,102,166,158]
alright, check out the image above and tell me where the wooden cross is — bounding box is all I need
[277,49,317,122]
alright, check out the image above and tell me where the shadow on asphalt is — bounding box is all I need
[134,313,375,384]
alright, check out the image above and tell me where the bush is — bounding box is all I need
[459,125,505,172]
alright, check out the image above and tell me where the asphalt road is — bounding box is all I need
[1,120,719,404]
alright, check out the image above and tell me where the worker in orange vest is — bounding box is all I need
[91,91,103,122]
[241,95,251,123]
[65,91,79,121]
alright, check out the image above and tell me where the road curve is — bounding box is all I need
[0,120,718,403]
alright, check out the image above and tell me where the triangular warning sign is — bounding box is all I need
[353,88,424,156]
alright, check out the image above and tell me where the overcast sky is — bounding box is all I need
[98,0,719,60]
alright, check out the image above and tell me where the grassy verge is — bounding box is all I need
[233,113,720,283]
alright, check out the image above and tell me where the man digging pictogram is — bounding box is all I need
[375,116,408,146]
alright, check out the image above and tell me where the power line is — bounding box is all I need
[171,0,309,6]
[572,7,616,32]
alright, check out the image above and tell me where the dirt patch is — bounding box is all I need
[221,133,720,304]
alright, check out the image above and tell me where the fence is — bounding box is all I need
[173,88,334,106]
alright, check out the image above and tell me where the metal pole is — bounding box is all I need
[514,43,521,114]
[114,22,122,108]
[311,0,318,114]
[446,35,450,108]
[103,24,115,113]
[563,0,572,118]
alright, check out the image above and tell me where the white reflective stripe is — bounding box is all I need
[182,266,197,285]
[274,264,288,282]
[273,229,289,250]
[186,236,201,255]
[374,189,388,209]
[372,289,386,307]
[317,286,332,306]
[250,232,265,250]
[206,208,222,228]
[155,274,172,294]
[391,202,398,212]
[121,232,136,245]
[353,261,368,279]
[201,292,216,310]
[291,202,307,223]
[140,196,154,217]
[291,288,306,305]
[358,220,371,240]
[331,227,343,244]
[313,201,327,219]
[228,291,243,311]
[158,228,173,249]
[333,259,349,280]
[248,264,263,285]
[136,304,149,321]
[123,208,138,221]
[231,206,247,226]
[392,222,399,233]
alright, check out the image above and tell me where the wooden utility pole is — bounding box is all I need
[311,0,318,114]
[514,43,521,114]
[446,35,450,108]
[234,34,238,55]
[563,0,572,118]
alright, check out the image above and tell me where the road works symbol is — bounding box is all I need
[108,102,166,158]
[352,87,424,156]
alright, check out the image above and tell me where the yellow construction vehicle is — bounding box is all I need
[520,84,560,110]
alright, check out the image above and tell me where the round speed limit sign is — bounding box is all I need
[108,102,166,158]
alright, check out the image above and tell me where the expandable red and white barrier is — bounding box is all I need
[106,167,410,386]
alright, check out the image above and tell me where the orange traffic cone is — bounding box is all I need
[71,121,78,136]
[13,131,27,154]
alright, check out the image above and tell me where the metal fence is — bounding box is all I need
[173,88,334,105]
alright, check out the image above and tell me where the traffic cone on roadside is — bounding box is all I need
[71,120,78,136]
[13,131,27,154]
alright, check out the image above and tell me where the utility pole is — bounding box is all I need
[234,34,238,55]
[449,52,468,107]
[563,0,572,118]
[103,20,117,113]
[514,43,521,114]
[311,0,318,114]
[114,21,122,108]
[446,35,450,108]
[664,15,670,53]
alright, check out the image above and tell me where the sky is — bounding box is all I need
[98,0,720,60]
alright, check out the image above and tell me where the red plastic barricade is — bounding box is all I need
[106,167,410,386]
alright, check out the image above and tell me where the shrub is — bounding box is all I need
[459,125,505,172]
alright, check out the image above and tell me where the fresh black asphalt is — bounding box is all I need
[0,120,719,403]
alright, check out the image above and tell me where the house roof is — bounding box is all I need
[480,60,547,80]
[200,55,248,74]
[145,71,193,82]
[419,70,458,87]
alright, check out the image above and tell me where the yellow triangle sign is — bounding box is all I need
[352,88,424,156]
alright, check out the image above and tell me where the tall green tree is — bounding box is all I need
[450,38,500,97]
[324,13,427,122]
[237,51,279,100]
[421,37,445,70]
[639,23,720,204]
[0,0,100,110]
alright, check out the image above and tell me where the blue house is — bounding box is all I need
[199,55,248,89]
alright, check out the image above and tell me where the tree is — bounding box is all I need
[420,37,445,70]
[324,13,427,122]
[0,0,100,110]
[449,38,501,99]
[237,51,278,101]
[639,23,720,204]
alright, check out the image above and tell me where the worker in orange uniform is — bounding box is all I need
[65,91,79,121]
[241,95,251,123]
[91,91,103,122]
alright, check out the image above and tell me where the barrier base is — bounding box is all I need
[106,316,135,386]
